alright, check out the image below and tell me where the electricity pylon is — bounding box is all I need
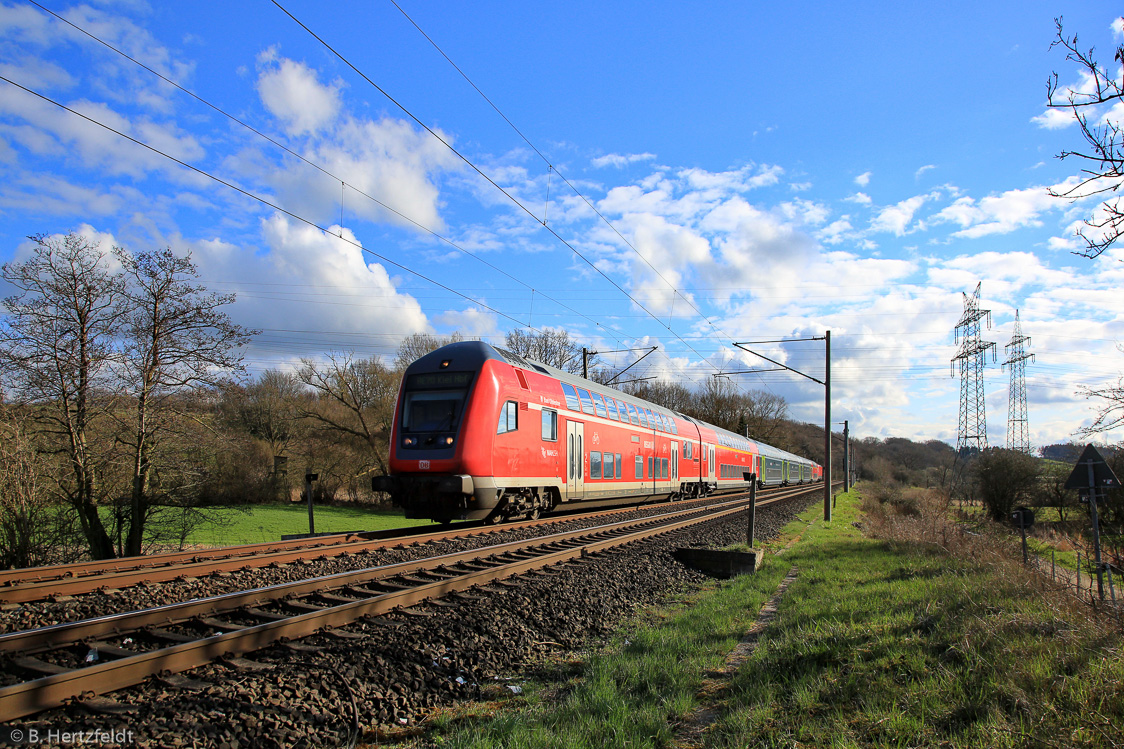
[951,283,996,454]
[1003,310,1034,453]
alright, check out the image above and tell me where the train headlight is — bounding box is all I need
[444,436,455,445]
[404,437,415,446]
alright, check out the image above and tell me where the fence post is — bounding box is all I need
[1077,552,1081,596]
[1108,566,1120,626]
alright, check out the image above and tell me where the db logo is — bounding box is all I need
[419,460,431,470]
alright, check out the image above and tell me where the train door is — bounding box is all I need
[567,421,584,499]
[672,442,679,488]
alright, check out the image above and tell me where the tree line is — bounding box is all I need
[1,233,812,567]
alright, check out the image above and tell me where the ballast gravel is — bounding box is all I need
[2,493,819,748]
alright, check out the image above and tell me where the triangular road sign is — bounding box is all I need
[1064,444,1121,490]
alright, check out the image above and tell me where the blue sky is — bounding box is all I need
[0,0,1122,449]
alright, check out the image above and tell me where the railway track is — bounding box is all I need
[0,485,821,721]
[0,488,802,604]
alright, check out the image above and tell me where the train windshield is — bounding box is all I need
[401,371,473,435]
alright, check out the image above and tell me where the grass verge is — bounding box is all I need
[184,504,435,547]
[407,490,1124,749]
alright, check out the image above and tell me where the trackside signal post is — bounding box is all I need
[1064,444,1120,600]
[734,331,832,522]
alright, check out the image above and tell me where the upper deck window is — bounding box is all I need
[605,397,620,421]
[577,388,595,415]
[560,382,580,411]
[592,393,608,418]
[627,403,640,426]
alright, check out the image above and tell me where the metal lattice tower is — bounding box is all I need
[950,283,996,454]
[1003,310,1034,453]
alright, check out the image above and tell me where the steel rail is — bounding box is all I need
[0,486,823,721]
[0,492,790,653]
[0,487,801,603]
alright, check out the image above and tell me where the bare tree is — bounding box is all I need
[0,407,81,568]
[0,233,122,559]
[972,448,1041,522]
[503,329,583,373]
[114,248,254,556]
[1077,376,1124,437]
[221,369,306,459]
[740,389,789,443]
[1045,18,1124,258]
[393,332,464,371]
[691,376,739,432]
[297,352,399,479]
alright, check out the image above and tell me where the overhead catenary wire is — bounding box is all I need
[385,0,722,337]
[23,0,627,352]
[0,74,554,337]
[271,0,789,399]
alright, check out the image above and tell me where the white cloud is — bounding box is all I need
[256,51,342,137]
[262,114,462,232]
[915,164,936,179]
[854,171,871,187]
[931,185,1056,238]
[214,214,432,337]
[870,193,932,235]
[591,152,657,168]
[845,192,872,205]
[0,90,206,182]
[1031,107,1076,130]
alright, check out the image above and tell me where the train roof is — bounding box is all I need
[412,340,818,468]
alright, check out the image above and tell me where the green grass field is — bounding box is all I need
[415,490,1124,748]
[184,503,438,547]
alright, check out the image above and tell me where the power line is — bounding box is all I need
[269,0,771,400]
[23,0,621,348]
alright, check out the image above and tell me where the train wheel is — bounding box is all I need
[528,508,541,521]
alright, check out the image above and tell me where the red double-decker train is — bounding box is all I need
[373,341,822,523]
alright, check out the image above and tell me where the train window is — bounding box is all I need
[604,453,615,479]
[635,455,643,478]
[616,453,623,479]
[577,388,595,415]
[662,459,668,479]
[590,451,602,479]
[669,418,678,435]
[627,403,640,426]
[605,397,620,421]
[637,408,647,428]
[541,409,558,441]
[648,456,656,478]
[592,393,608,418]
[614,398,629,422]
[646,409,659,431]
[497,401,518,434]
[560,382,580,411]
